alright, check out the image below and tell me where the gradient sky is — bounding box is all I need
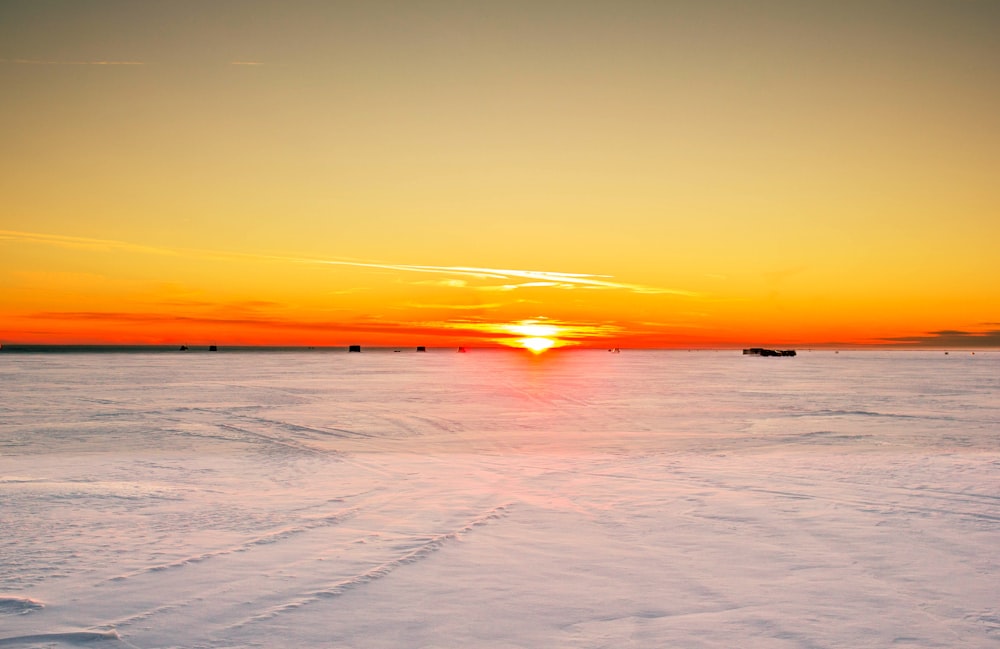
[2,1,998,348]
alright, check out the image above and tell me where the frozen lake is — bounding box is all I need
[2,349,998,648]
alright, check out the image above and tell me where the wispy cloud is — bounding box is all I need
[0,229,181,256]
[0,229,267,264]
[1,228,698,298]
[305,259,697,296]
[13,308,632,348]
[477,281,570,291]
[414,279,468,288]
[15,310,515,342]
[880,328,1000,348]
[405,303,506,311]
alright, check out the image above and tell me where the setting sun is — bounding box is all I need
[503,320,564,352]
[508,322,559,339]
[519,336,556,354]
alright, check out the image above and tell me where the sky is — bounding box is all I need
[2,0,998,349]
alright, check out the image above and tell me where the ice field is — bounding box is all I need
[1,349,998,648]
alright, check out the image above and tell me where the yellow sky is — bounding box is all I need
[2,1,998,348]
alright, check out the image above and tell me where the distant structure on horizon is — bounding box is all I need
[349,345,361,352]
[416,346,426,352]
[743,347,796,357]
[209,345,218,352]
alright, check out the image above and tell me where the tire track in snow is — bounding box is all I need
[225,412,375,440]
[227,503,514,630]
[105,507,359,582]
[677,465,1000,525]
[0,630,123,646]
[495,455,1000,526]
[145,407,362,457]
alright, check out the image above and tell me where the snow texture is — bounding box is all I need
[1,349,998,648]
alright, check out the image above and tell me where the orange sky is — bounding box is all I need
[2,2,999,349]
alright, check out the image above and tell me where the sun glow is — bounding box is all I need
[506,320,562,353]
[519,336,556,353]
[508,322,559,339]
[436,318,619,351]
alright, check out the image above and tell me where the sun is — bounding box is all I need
[519,336,556,354]
[506,320,561,353]
[484,318,580,353]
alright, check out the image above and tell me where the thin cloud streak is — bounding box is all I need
[0,229,184,256]
[881,329,1000,348]
[477,282,568,291]
[0,229,280,265]
[306,259,698,296]
[405,303,506,311]
[15,310,518,342]
[1,229,698,298]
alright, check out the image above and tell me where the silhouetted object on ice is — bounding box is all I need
[743,347,796,357]
[179,345,188,351]
[416,346,426,352]
[349,345,361,352]
[458,347,467,353]
[209,345,218,352]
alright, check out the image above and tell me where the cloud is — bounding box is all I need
[635,320,712,330]
[413,279,468,288]
[0,229,189,257]
[306,259,697,296]
[880,329,1000,348]
[404,303,506,311]
[14,310,523,343]
[0,229,273,265]
[230,61,264,66]
[477,282,568,292]
[1,228,698,298]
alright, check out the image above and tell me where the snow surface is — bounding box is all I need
[1,349,998,648]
